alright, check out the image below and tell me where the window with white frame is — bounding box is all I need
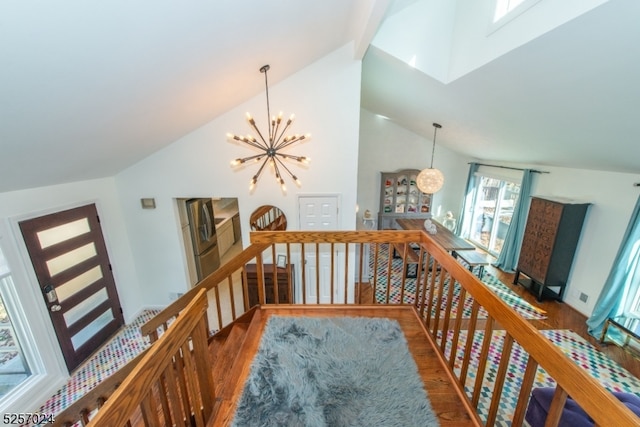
[467,175,521,255]
[0,250,31,400]
[623,240,640,317]
[493,0,542,25]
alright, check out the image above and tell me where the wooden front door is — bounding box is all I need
[19,204,124,371]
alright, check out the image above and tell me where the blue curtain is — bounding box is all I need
[587,194,640,339]
[494,169,534,272]
[456,162,479,236]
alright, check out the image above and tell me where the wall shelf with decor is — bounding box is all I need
[377,169,432,230]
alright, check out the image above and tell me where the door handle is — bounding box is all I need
[43,284,59,304]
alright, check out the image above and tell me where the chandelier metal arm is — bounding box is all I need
[275,134,308,150]
[271,114,283,147]
[272,118,294,149]
[234,153,264,164]
[273,155,299,182]
[251,156,271,184]
[277,153,308,163]
[229,134,268,151]
[246,117,270,149]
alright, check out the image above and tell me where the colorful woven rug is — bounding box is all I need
[370,243,546,320]
[441,329,640,426]
[33,309,159,423]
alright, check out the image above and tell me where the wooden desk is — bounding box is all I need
[396,218,475,252]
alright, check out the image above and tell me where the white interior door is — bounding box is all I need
[298,196,339,230]
[297,196,343,303]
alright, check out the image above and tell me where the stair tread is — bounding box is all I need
[210,323,250,391]
[210,307,265,425]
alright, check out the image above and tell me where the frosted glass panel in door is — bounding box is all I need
[71,309,114,350]
[63,288,108,327]
[36,218,90,249]
[56,266,103,302]
[45,243,97,277]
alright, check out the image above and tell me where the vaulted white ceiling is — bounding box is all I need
[1,0,639,194]
[362,0,640,174]
[0,0,385,193]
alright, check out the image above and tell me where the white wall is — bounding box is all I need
[115,43,362,306]
[357,108,472,227]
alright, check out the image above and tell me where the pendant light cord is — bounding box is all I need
[430,123,441,168]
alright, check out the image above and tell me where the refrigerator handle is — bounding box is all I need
[203,203,213,239]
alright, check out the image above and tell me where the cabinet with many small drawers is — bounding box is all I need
[514,197,589,301]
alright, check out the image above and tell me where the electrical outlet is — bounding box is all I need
[579,292,589,303]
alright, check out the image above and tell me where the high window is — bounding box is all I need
[493,0,541,26]
[468,176,521,255]
[494,0,526,21]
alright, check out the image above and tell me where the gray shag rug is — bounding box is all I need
[232,316,439,426]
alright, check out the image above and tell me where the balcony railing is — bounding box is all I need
[51,230,640,427]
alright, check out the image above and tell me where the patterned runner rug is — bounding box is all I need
[441,328,640,426]
[370,243,546,320]
[34,309,159,422]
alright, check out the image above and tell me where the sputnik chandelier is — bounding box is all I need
[228,64,310,191]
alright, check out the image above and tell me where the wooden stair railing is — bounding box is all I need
[84,289,214,426]
[50,231,640,427]
[140,243,268,343]
[411,232,640,427]
[48,349,149,426]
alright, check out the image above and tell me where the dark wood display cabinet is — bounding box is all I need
[514,197,590,301]
[244,264,294,307]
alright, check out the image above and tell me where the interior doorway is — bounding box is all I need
[19,204,124,372]
[297,195,342,303]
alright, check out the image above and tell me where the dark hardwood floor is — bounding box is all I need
[489,265,640,379]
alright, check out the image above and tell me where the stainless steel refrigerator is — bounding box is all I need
[186,198,220,281]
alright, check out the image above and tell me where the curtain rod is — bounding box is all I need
[470,162,549,174]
